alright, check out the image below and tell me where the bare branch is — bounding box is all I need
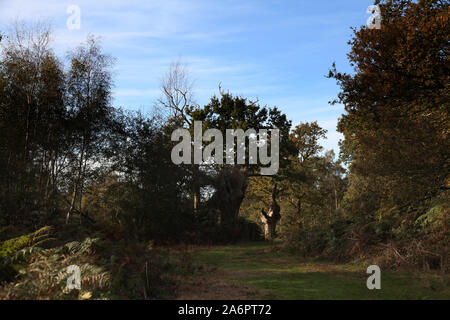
[158,59,197,126]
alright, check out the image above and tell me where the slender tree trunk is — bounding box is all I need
[193,166,200,211]
[66,188,77,224]
[191,148,201,211]
[66,137,86,224]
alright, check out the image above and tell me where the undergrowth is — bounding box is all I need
[0,227,195,299]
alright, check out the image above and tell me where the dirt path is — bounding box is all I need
[175,241,450,300]
[175,269,262,300]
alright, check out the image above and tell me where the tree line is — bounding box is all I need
[0,0,448,276]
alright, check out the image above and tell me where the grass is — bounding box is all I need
[187,241,450,300]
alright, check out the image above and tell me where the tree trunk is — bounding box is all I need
[210,168,248,239]
[193,166,201,211]
[260,183,281,241]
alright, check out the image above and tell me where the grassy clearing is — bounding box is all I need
[182,241,450,300]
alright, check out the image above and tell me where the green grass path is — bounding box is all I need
[183,241,450,300]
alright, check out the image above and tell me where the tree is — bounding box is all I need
[85,111,193,241]
[158,60,205,212]
[64,36,115,223]
[0,21,66,224]
[191,90,294,239]
[329,0,449,206]
[326,0,449,268]
[158,60,197,125]
[284,122,327,223]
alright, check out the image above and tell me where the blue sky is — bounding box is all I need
[0,0,377,154]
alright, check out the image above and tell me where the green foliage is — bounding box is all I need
[0,226,52,258]
[416,205,446,228]
[0,226,52,282]
[191,91,295,173]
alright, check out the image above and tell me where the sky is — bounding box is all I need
[0,0,377,154]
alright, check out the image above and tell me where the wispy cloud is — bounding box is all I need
[0,0,370,154]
